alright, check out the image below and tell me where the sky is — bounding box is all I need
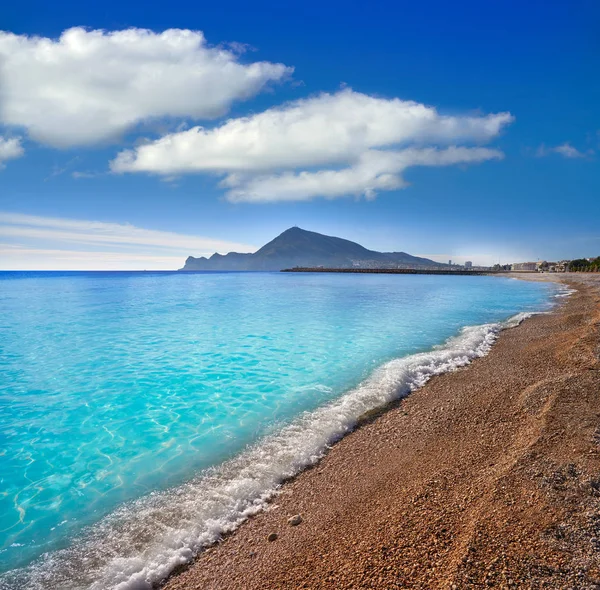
[1,0,599,269]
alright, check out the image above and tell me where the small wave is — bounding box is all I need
[554,287,577,298]
[0,312,534,590]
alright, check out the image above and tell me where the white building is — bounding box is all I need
[511,262,538,271]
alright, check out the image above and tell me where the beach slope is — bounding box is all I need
[164,275,600,589]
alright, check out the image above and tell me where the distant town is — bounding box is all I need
[343,257,600,273]
[290,256,600,274]
[492,257,600,273]
[420,257,599,273]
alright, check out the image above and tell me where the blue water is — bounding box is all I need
[0,271,557,589]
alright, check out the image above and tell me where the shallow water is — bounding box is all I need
[0,271,557,588]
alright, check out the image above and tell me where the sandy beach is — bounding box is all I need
[163,273,600,590]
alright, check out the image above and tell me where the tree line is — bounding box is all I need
[569,257,600,272]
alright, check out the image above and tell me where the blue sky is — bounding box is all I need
[1,0,598,269]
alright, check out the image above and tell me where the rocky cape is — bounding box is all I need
[180,227,441,271]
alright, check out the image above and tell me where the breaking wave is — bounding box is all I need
[0,312,536,590]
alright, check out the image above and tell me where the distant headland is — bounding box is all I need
[180,227,445,272]
[181,227,599,274]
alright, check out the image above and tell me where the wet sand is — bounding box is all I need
[163,273,600,589]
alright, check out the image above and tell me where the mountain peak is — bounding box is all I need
[274,226,313,238]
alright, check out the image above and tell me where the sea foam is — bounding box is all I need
[554,286,577,298]
[1,312,533,590]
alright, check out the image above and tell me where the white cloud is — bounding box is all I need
[0,245,187,271]
[0,212,256,270]
[0,136,24,168]
[111,89,513,202]
[553,143,586,158]
[537,142,591,159]
[71,171,102,179]
[223,147,504,203]
[112,89,513,174]
[0,27,292,147]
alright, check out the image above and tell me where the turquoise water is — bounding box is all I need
[0,271,557,589]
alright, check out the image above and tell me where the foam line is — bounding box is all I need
[0,312,535,590]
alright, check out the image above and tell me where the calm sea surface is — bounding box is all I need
[0,271,557,589]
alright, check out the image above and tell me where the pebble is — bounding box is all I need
[288,514,303,526]
[267,533,278,542]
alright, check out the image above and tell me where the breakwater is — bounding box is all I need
[282,267,505,275]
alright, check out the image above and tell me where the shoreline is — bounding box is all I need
[1,274,563,590]
[162,273,600,589]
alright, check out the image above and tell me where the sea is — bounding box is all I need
[0,271,561,589]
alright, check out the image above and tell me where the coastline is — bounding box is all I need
[163,273,600,589]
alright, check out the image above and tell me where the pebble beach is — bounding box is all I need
[163,273,600,589]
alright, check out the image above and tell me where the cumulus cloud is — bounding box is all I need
[111,89,513,202]
[537,142,592,159]
[112,89,513,174]
[0,27,292,147]
[223,147,504,202]
[0,136,24,168]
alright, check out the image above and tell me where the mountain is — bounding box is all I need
[180,227,441,271]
